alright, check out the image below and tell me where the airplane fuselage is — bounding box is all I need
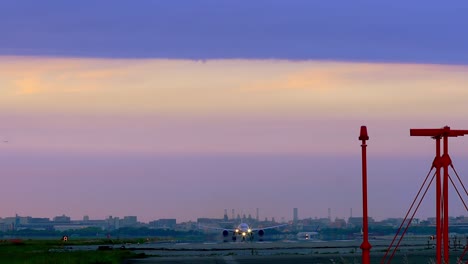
[234,223,253,238]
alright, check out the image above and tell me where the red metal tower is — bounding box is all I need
[410,126,468,264]
[359,126,371,264]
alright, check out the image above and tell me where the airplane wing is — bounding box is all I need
[198,224,236,231]
[251,223,289,231]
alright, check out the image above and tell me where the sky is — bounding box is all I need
[1,1,468,223]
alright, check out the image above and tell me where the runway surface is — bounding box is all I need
[121,238,462,263]
[129,255,361,264]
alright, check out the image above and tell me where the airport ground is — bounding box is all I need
[1,237,466,263]
[122,238,466,264]
[129,254,461,264]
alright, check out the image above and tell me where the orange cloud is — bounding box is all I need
[245,69,339,92]
[14,77,43,95]
[0,57,467,120]
[243,62,468,92]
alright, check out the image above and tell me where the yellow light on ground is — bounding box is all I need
[242,232,246,236]
[248,229,252,233]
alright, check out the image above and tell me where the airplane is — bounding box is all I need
[297,226,320,240]
[201,222,288,242]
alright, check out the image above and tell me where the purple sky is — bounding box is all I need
[1,1,468,63]
[1,1,468,223]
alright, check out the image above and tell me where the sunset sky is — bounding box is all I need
[1,1,468,223]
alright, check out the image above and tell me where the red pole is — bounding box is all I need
[443,133,449,264]
[359,126,371,264]
[435,137,442,264]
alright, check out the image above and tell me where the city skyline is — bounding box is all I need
[3,209,467,225]
[1,1,468,223]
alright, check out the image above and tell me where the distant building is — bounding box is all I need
[426,217,437,226]
[53,215,71,223]
[177,221,196,231]
[300,219,326,230]
[106,216,120,230]
[330,218,347,228]
[0,223,9,232]
[150,219,176,229]
[28,217,50,224]
[21,217,53,230]
[197,218,222,224]
[17,216,29,225]
[2,217,19,230]
[223,209,228,221]
[347,217,375,228]
[121,216,137,227]
[293,208,298,223]
[53,225,86,232]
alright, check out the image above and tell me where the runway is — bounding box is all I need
[122,238,459,263]
[129,254,362,264]
[128,252,454,264]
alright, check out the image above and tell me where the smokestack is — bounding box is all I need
[232,209,235,220]
[328,208,331,221]
[256,208,259,222]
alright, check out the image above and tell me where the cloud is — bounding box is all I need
[1,2,468,64]
[245,69,338,92]
[1,57,468,121]
[14,77,43,95]
[246,62,468,90]
[2,57,132,98]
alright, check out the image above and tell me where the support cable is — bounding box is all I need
[386,172,435,264]
[460,245,468,264]
[448,166,468,262]
[451,165,468,197]
[448,175,468,211]
[380,167,434,264]
[460,242,468,264]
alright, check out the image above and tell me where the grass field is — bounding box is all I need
[0,239,146,264]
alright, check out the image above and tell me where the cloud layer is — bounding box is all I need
[2,57,468,156]
[2,1,468,64]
